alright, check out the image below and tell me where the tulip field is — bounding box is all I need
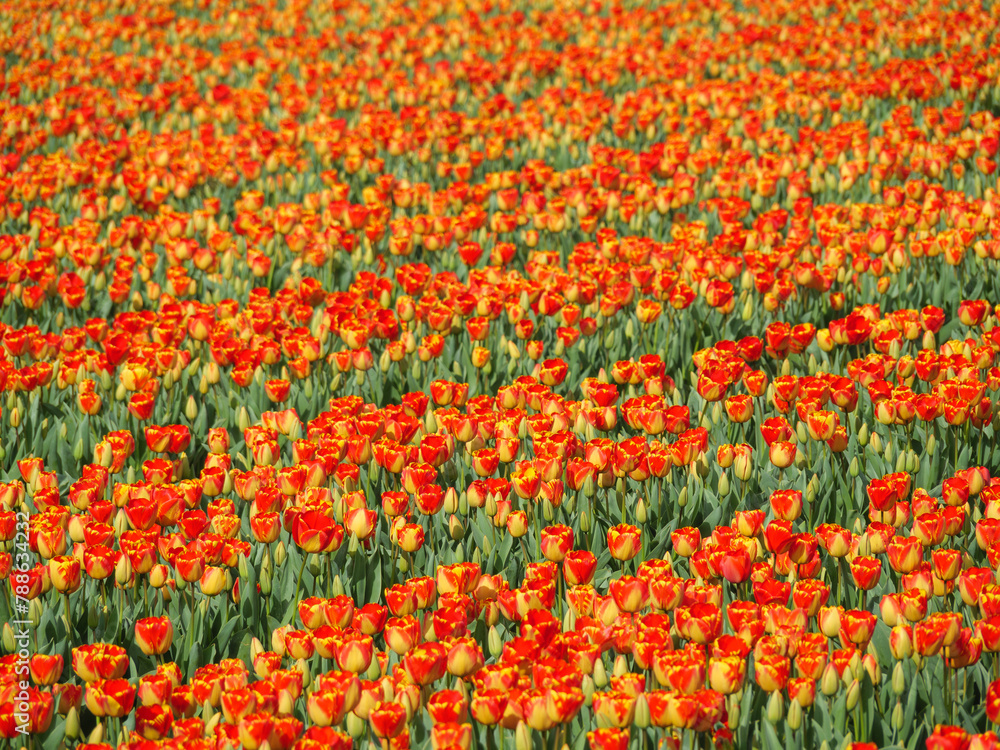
[8,0,1000,748]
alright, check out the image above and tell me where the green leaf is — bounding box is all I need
[187,642,202,679]
[761,712,781,750]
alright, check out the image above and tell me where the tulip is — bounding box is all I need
[48,556,82,594]
[755,654,790,692]
[671,527,701,557]
[540,525,573,562]
[199,566,227,596]
[85,679,136,718]
[850,557,882,592]
[369,701,407,739]
[135,616,173,656]
[770,489,803,522]
[768,441,796,469]
[608,524,642,561]
[28,654,63,687]
[707,656,746,695]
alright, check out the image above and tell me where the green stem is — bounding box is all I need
[292,554,308,612]
[63,594,73,657]
[519,538,531,581]
[532,499,542,562]
[837,559,843,609]
[188,587,196,652]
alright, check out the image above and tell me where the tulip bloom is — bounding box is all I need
[86,679,136,718]
[135,616,174,656]
[608,524,642,561]
[402,642,448,686]
[768,441,796,469]
[850,557,882,592]
[770,489,803,522]
[536,524,573,562]
[368,701,406,739]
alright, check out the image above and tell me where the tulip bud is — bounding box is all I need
[527,491,547,519]
[582,675,595,705]
[238,407,251,433]
[892,701,904,730]
[793,447,806,470]
[887,661,905,698]
[295,657,311,690]
[766,691,784,723]
[925,434,936,456]
[857,423,868,446]
[580,511,591,533]
[112,509,129,537]
[592,658,608,688]
[634,693,651,728]
[856,533,871,557]
[845,679,860,710]
[116,553,133,586]
[26,598,41,628]
[862,654,879,684]
[246,637,264,667]
[448,515,465,541]
[708,402,721,426]
[820,663,840,696]
[849,457,859,477]
[65,707,80,739]
[786,697,802,730]
[331,575,345,598]
[727,694,741,727]
[612,654,629,678]
[2,623,14,653]
[636,497,648,523]
[87,723,104,744]
[261,562,274,594]
[869,431,883,455]
[185,396,199,421]
[346,713,365,738]
[435,486,457,515]
[488,626,502,658]
[515,722,531,750]
[678,486,688,507]
[718,473,730,497]
[795,422,808,444]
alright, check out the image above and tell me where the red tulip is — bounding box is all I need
[135,616,173,656]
